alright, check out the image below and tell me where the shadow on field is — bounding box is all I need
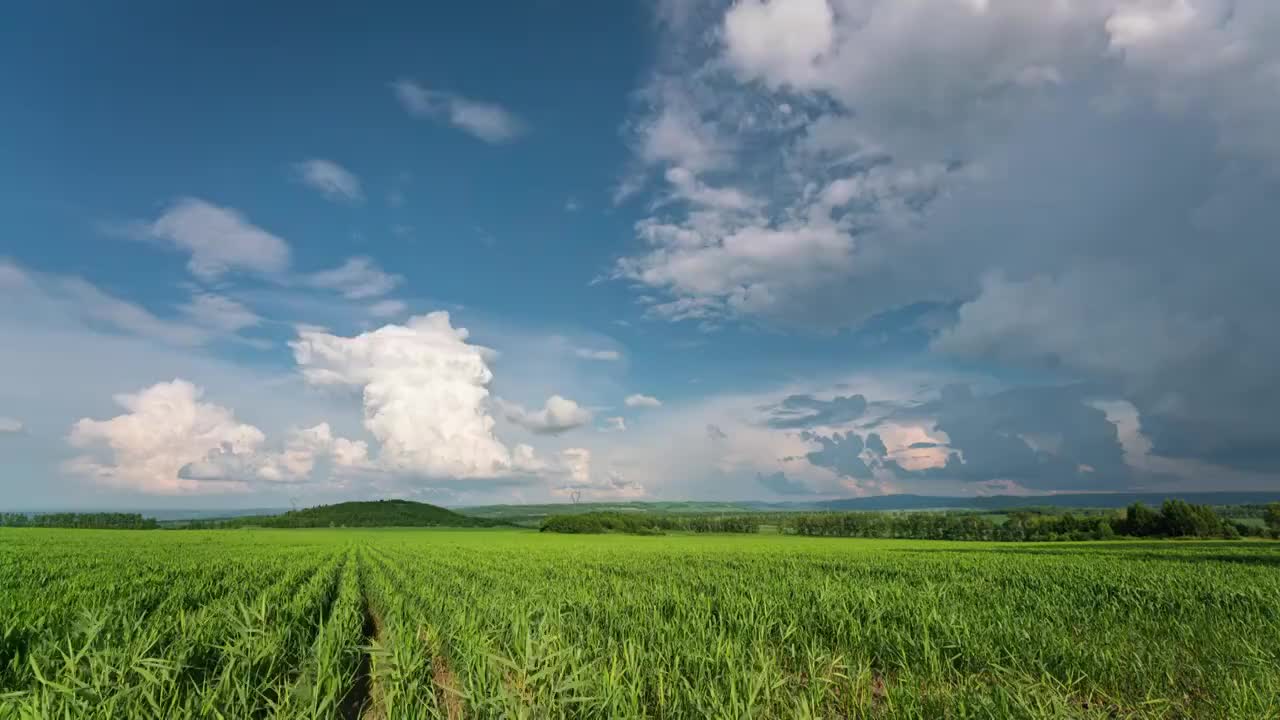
[339,606,377,720]
[893,543,1280,569]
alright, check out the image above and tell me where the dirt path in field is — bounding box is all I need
[418,627,465,720]
[340,602,379,720]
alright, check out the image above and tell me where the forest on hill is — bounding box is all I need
[185,500,499,529]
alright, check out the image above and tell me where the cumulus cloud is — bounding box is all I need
[723,0,834,89]
[290,312,537,480]
[551,448,645,499]
[601,416,627,432]
[305,257,402,299]
[574,348,621,361]
[294,159,363,203]
[254,422,370,483]
[501,394,593,435]
[393,79,526,143]
[66,380,266,493]
[625,393,663,408]
[146,198,290,280]
[0,417,23,434]
[64,378,374,493]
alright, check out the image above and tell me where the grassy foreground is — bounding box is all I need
[1,529,1278,719]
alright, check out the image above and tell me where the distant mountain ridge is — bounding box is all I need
[811,492,1280,511]
[458,491,1280,522]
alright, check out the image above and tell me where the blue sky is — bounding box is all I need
[2,0,1278,509]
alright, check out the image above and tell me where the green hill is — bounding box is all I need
[218,499,498,528]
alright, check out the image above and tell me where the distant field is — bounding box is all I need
[2,529,1278,718]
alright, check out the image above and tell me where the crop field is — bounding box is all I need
[2,530,1279,719]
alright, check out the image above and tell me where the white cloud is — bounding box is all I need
[289,312,534,480]
[367,299,408,318]
[147,198,291,280]
[625,393,663,408]
[392,79,526,143]
[66,380,266,494]
[0,417,23,434]
[64,379,372,492]
[500,394,593,435]
[294,159,363,203]
[601,416,627,432]
[306,257,402,299]
[255,422,370,483]
[179,293,261,333]
[634,80,733,174]
[560,447,592,485]
[550,448,645,499]
[723,0,834,89]
[574,347,621,361]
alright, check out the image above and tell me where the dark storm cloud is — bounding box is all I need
[801,430,872,479]
[756,471,815,496]
[764,394,868,429]
[890,384,1132,490]
[793,383,1138,490]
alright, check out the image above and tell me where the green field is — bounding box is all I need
[2,529,1278,719]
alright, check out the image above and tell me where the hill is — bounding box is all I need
[215,499,498,528]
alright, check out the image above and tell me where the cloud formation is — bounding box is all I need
[290,312,537,480]
[305,257,402,299]
[501,394,593,435]
[66,380,266,493]
[765,393,867,428]
[0,417,23,434]
[294,159,363,203]
[615,0,1280,474]
[147,198,290,280]
[179,293,261,333]
[393,80,526,143]
[551,448,645,499]
[757,470,815,496]
[3,260,226,347]
[254,423,370,483]
[625,393,662,408]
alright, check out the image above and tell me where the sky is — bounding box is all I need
[2,0,1278,509]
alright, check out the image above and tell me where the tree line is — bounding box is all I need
[541,501,1280,541]
[783,501,1280,541]
[0,512,159,530]
[539,512,761,535]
